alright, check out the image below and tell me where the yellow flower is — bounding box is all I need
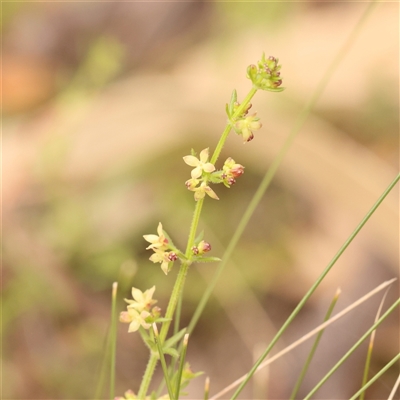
[234,114,262,143]
[143,222,168,250]
[149,250,178,275]
[124,286,157,311]
[183,148,216,179]
[119,308,151,332]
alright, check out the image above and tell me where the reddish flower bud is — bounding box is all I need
[168,252,178,262]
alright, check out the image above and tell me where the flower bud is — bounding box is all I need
[168,252,178,262]
[152,306,161,319]
[198,240,211,253]
[191,246,199,255]
[185,178,200,191]
[246,64,258,82]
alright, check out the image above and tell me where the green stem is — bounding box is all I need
[185,198,205,256]
[160,261,191,342]
[138,353,158,399]
[210,87,258,165]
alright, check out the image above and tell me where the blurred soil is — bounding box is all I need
[2,2,399,399]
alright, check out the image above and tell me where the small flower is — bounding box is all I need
[223,157,245,177]
[194,182,220,201]
[185,178,200,190]
[183,148,216,179]
[234,113,261,143]
[143,222,168,250]
[185,178,219,201]
[124,286,157,311]
[120,308,151,332]
[150,250,178,275]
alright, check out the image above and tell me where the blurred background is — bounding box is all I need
[2,1,399,399]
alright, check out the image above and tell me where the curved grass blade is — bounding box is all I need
[359,287,390,400]
[303,299,400,399]
[209,278,396,400]
[349,353,400,400]
[289,288,341,400]
[153,323,175,400]
[230,173,399,400]
[174,334,190,398]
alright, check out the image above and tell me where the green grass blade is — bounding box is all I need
[303,299,400,400]
[359,288,390,400]
[289,288,341,400]
[187,0,380,340]
[94,327,111,399]
[110,282,118,400]
[209,279,396,400]
[350,353,400,400]
[153,324,175,400]
[174,334,189,398]
[230,173,399,400]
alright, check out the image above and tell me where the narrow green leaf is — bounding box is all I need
[152,324,175,400]
[163,348,180,359]
[164,327,187,350]
[194,230,205,245]
[349,353,400,400]
[225,103,231,118]
[290,288,341,400]
[109,282,118,400]
[303,298,400,399]
[175,334,190,398]
[359,289,390,400]
[229,89,238,114]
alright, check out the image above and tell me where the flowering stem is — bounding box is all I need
[210,87,258,165]
[138,82,259,399]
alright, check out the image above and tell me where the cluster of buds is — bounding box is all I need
[184,148,219,201]
[247,54,284,92]
[191,240,211,256]
[143,222,180,275]
[119,286,160,332]
[221,157,245,187]
[226,90,262,143]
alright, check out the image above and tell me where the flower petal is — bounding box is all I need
[199,148,210,163]
[183,155,199,167]
[202,163,216,173]
[191,166,202,179]
[161,261,169,275]
[143,234,159,243]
